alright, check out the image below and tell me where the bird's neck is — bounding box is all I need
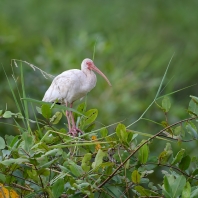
[83,70,97,91]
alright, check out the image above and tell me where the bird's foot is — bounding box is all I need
[68,127,83,137]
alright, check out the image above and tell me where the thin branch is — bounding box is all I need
[11,183,34,192]
[83,116,197,197]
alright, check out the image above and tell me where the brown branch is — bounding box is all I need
[11,183,34,192]
[83,117,197,198]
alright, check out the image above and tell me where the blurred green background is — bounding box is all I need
[0,0,198,136]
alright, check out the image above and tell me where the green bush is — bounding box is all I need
[0,61,198,198]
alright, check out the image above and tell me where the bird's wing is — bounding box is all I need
[42,69,85,103]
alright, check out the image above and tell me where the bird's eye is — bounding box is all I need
[86,62,92,68]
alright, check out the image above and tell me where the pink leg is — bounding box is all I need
[65,102,71,132]
[70,103,76,128]
[68,103,83,136]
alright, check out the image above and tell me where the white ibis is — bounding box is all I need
[42,58,111,136]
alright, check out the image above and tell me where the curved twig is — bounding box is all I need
[83,116,197,198]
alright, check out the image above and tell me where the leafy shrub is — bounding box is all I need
[0,62,198,198]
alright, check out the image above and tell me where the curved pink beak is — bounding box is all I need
[90,64,112,86]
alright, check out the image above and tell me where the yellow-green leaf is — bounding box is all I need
[132,170,141,184]
[162,96,171,113]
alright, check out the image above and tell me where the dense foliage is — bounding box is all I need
[1,1,198,197]
[0,64,198,197]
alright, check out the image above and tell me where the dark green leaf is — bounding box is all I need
[162,96,171,113]
[41,104,52,119]
[132,170,141,184]
[171,149,185,165]
[179,155,191,170]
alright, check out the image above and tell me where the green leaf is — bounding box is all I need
[116,123,128,143]
[0,158,29,166]
[171,149,185,165]
[162,176,172,198]
[172,175,186,198]
[185,122,197,138]
[158,143,173,164]
[3,111,13,118]
[100,127,108,138]
[92,149,106,169]
[179,155,191,170]
[74,102,86,120]
[131,170,141,184]
[36,106,42,114]
[174,126,182,136]
[190,187,198,198]
[188,99,198,117]
[22,132,34,152]
[182,181,191,198]
[81,153,92,172]
[83,109,98,127]
[162,96,171,113]
[190,95,198,104]
[135,185,158,196]
[50,112,62,124]
[52,178,64,198]
[41,104,52,119]
[138,141,149,164]
[42,148,62,157]
[69,162,84,177]
[0,137,5,149]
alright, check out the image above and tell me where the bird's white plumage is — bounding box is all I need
[42,59,99,104]
[42,58,111,136]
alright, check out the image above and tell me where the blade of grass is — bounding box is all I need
[20,63,31,133]
[127,129,173,142]
[157,84,197,100]
[127,53,174,128]
[154,53,175,99]
[2,66,26,128]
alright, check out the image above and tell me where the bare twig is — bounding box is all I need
[12,183,34,192]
